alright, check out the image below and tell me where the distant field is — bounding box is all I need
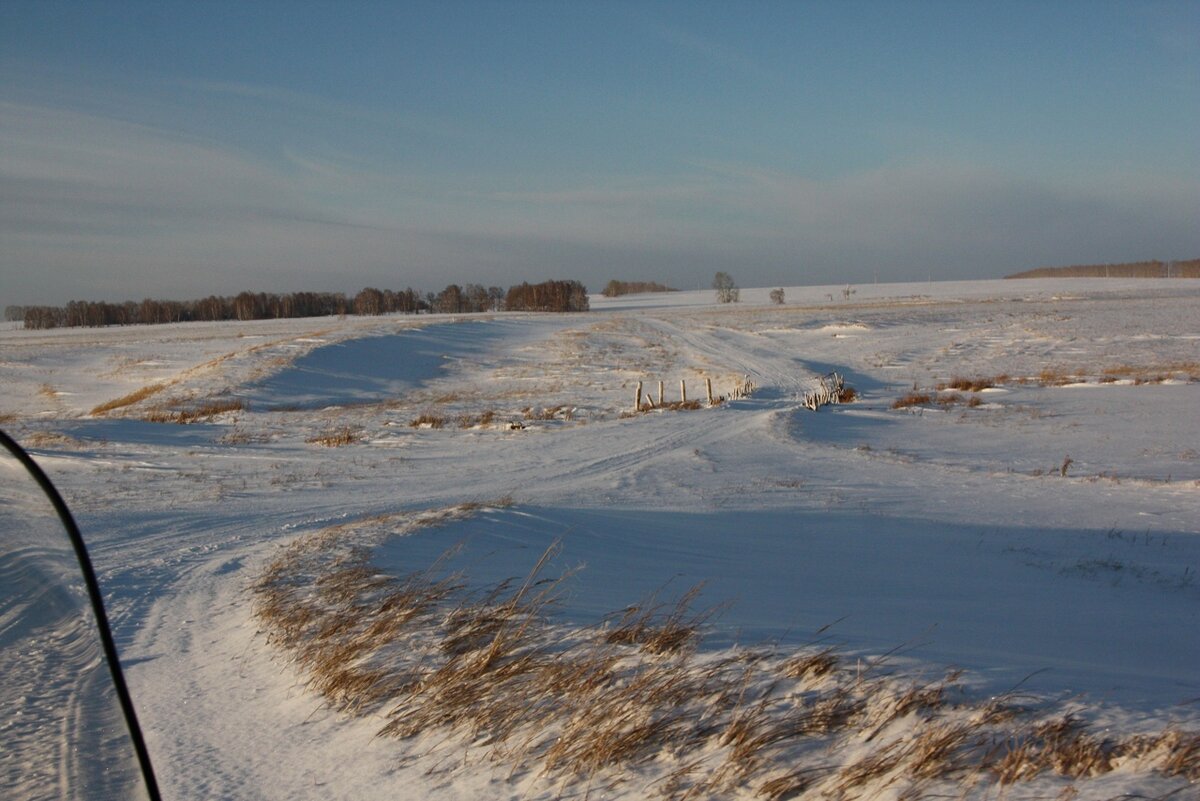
[1007,258,1200,279]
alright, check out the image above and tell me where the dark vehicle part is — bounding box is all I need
[0,429,162,800]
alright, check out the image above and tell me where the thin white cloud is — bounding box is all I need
[650,23,778,83]
[185,78,470,142]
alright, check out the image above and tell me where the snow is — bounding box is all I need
[1,278,1198,799]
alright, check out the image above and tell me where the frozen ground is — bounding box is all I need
[1,278,1198,799]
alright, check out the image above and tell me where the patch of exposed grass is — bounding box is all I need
[936,376,1001,392]
[251,505,1199,800]
[90,382,169,416]
[1098,362,1200,383]
[21,430,82,449]
[409,413,446,429]
[892,392,933,409]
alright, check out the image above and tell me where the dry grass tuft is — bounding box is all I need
[90,382,169,416]
[454,409,498,428]
[781,646,839,682]
[305,426,362,447]
[409,413,446,429]
[602,583,715,655]
[1036,367,1077,387]
[892,392,933,409]
[937,376,998,392]
[1144,730,1200,780]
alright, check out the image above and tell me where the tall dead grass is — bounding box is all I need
[251,504,1199,799]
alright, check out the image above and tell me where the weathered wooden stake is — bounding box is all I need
[705,377,713,405]
[680,379,687,404]
[635,381,643,412]
[658,380,664,407]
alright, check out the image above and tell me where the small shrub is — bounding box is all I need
[409,414,445,429]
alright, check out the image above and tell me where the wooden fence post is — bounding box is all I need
[680,379,687,404]
[705,377,713,405]
[635,381,643,412]
[658,380,664,407]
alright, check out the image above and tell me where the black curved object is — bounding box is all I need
[0,429,163,801]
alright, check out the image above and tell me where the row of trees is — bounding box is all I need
[600,279,677,297]
[504,280,589,312]
[16,280,590,330]
[14,292,361,330]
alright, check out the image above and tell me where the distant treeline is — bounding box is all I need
[11,279,589,330]
[1006,259,1200,279]
[600,279,678,297]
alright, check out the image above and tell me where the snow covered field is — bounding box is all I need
[2,278,1198,799]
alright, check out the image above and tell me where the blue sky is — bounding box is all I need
[2,1,1198,304]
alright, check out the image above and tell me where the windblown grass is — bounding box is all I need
[143,397,246,424]
[251,504,1199,799]
[90,382,169,416]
